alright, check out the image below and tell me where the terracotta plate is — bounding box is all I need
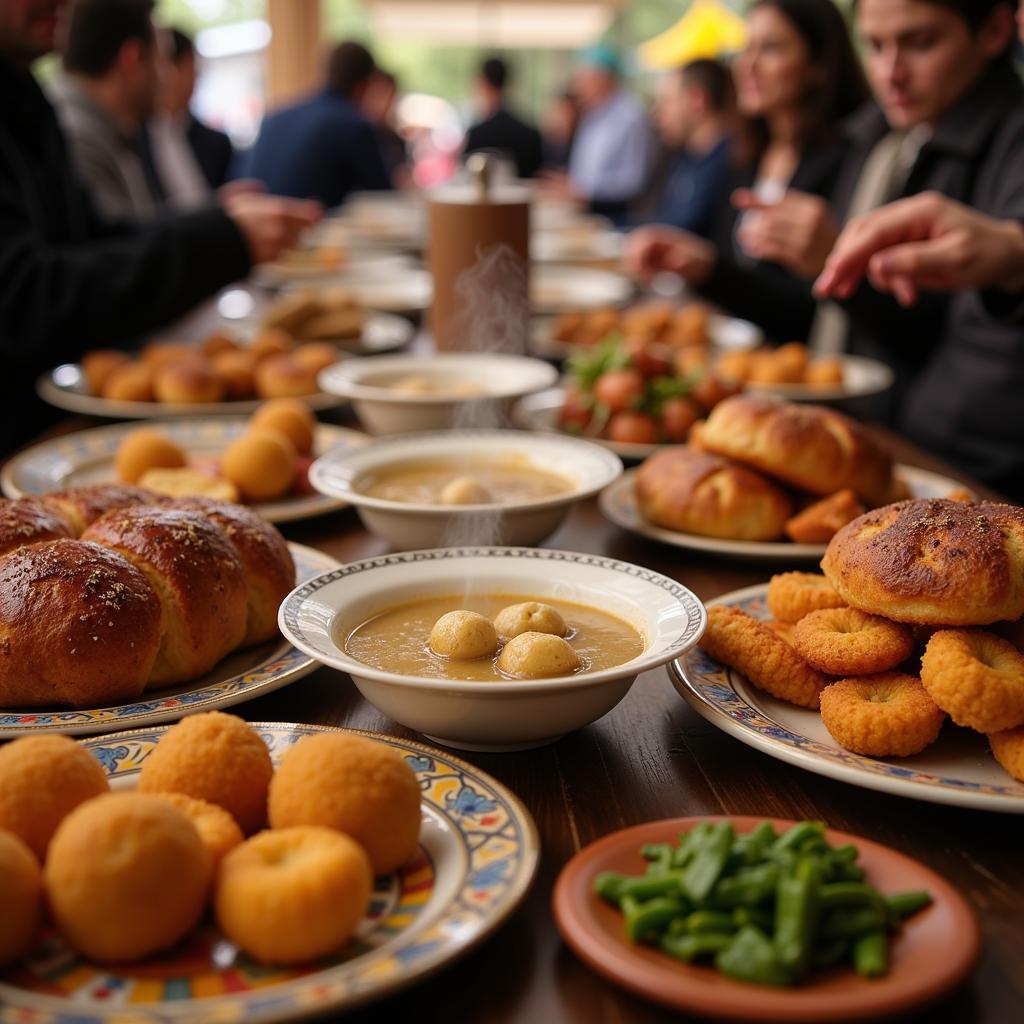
[553,815,980,1021]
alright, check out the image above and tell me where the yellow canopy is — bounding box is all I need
[638,0,748,70]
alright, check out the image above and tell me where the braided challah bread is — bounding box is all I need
[0,487,295,708]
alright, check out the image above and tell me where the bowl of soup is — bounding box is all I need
[317,353,558,435]
[308,430,623,549]
[278,547,706,751]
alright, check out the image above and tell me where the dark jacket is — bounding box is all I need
[464,107,544,180]
[187,116,233,189]
[696,139,850,342]
[0,61,251,454]
[640,136,732,238]
[244,90,391,208]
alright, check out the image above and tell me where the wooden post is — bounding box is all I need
[266,0,322,106]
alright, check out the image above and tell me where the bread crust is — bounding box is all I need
[0,498,75,557]
[42,484,155,536]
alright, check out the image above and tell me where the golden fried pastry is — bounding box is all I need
[210,349,257,400]
[821,499,1024,625]
[298,306,364,341]
[46,793,210,962]
[254,355,319,399]
[784,489,866,544]
[262,293,322,335]
[138,467,240,503]
[669,304,711,347]
[0,497,74,557]
[222,429,297,501]
[696,394,893,505]
[805,357,844,386]
[793,607,915,675]
[269,732,421,875]
[717,349,753,382]
[201,331,239,358]
[102,361,154,402]
[0,734,109,859]
[141,342,199,368]
[292,342,340,376]
[250,398,316,456]
[115,428,187,484]
[250,327,296,360]
[216,827,372,965]
[153,792,243,872]
[138,712,274,834]
[989,726,1024,782]
[0,829,42,965]
[635,447,793,541]
[82,349,130,395]
[675,347,710,376]
[153,361,225,404]
[766,571,846,623]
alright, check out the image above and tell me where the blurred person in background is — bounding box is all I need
[540,89,579,171]
[140,27,234,210]
[244,40,392,208]
[626,0,869,342]
[0,0,320,453]
[463,56,543,179]
[362,68,411,188]
[546,43,651,219]
[636,57,735,236]
[49,0,163,220]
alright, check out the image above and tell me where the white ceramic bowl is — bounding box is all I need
[279,547,706,752]
[308,429,623,549]
[318,353,558,435]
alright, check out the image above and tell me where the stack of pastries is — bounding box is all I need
[635,394,899,543]
[699,498,1024,783]
[0,485,295,709]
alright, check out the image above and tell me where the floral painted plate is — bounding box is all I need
[2,418,367,525]
[0,722,540,1023]
[671,585,1024,813]
[0,545,336,739]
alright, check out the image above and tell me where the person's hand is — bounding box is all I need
[733,188,839,279]
[225,194,322,264]
[217,178,266,203]
[623,225,716,284]
[537,170,583,204]
[815,192,1024,306]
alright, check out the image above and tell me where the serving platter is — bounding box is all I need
[553,815,980,1021]
[0,544,337,739]
[530,265,634,315]
[672,586,1024,812]
[599,465,971,562]
[2,418,368,525]
[0,722,539,1024]
[748,354,895,403]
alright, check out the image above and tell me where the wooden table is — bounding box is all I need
[194,429,1015,1024]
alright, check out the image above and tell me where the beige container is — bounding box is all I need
[427,167,531,351]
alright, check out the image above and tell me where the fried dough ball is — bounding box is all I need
[0,830,43,965]
[494,601,567,640]
[793,607,915,676]
[699,606,828,709]
[784,490,865,544]
[292,342,340,376]
[268,733,421,875]
[142,342,199,368]
[989,727,1024,782]
[153,361,225,404]
[255,355,319,399]
[0,735,109,860]
[250,398,316,456]
[115,429,187,484]
[153,792,244,872]
[805,357,844,386]
[216,826,371,965]
[766,619,796,647]
[46,793,210,962]
[102,361,154,402]
[221,429,297,502]
[201,331,239,358]
[439,476,493,505]
[766,572,847,624]
[920,630,1024,734]
[250,327,295,362]
[138,711,274,834]
[211,350,257,400]
[82,349,130,395]
[716,349,753,383]
[497,631,580,678]
[429,610,497,660]
[820,673,945,757]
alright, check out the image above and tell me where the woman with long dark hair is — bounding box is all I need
[626,0,869,343]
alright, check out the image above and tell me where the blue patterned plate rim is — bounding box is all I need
[0,722,540,1024]
[0,544,336,739]
[670,584,1024,814]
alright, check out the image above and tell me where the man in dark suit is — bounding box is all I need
[244,40,391,208]
[464,57,543,180]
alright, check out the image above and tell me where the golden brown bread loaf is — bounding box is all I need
[82,507,248,686]
[821,498,1024,625]
[0,498,74,557]
[694,394,893,506]
[42,484,155,535]
[0,540,162,707]
[159,498,296,646]
[635,447,793,541]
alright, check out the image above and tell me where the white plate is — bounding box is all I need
[0,544,336,738]
[748,355,895,402]
[0,722,538,1023]
[2,418,368,525]
[306,268,433,314]
[530,265,634,315]
[672,585,1024,813]
[599,465,971,562]
[531,230,624,264]
[296,310,416,355]
[255,251,415,288]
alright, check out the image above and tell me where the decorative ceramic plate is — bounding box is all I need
[599,465,971,562]
[553,815,980,1021]
[530,265,634,315]
[672,586,1024,812]
[0,722,539,1023]
[2,418,367,525]
[0,545,337,739]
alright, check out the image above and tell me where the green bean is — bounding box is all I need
[622,895,684,942]
[885,890,933,919]
[811,937,850,970]
[710,863,779,907]
[642,843,674,876]
[682,821,735,902]
[853,930,888,978]
[732,906,773,931]
[821,906,888,938]
[831,844,859,863]
[671,822,713,868]
[773,821,825,853]
[661,931,733,962]
[774,857,821,978]
[594,871,626,903]
[618,871,686,902]
[716,926,791,987]
[819,883,887,912]
[684,910,736,935]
